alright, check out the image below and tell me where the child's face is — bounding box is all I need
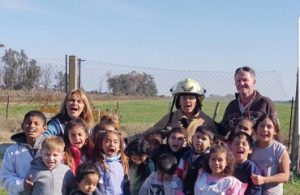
[235,119,254,136]
[157,170,172,182]
[68,125,88,149]
[256,118,277,146]
[168,132,186,152]
[209,151,227,176]
[102,133,120,157]
[231,136,252,164]
[78,173,99,195]
[66,93,85,119]
[41,149,64,170]
[131,154,148,165]
[22,116,46,142]
[192,132,211,153]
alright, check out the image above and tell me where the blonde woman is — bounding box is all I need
[44,89,94,137]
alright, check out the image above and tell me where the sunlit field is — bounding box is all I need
[0,98,298,194]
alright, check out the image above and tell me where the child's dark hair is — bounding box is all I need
[203,144,235,176]
[75,161,100,183]
[254,114,280,141]
[23,110,47,126]
[156,153,177,175]
[194,126,215,141]
[125,137,152,180]
[63,118,94,168]
[63,118,90,147]
[125,137,151,157]
[231,131,253,148]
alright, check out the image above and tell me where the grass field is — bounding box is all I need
[0,98,298,194]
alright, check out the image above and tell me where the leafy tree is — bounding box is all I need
[107,71,157,96]
[1,49,41,90]
[21,59,41,90]
[2,49,18,89]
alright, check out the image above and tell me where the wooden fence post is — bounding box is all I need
[213,102,220,120]
[5,95,9,119]
[69,55,78,91]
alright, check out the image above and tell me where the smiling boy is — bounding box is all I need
[231,131,262,195]
[24,136,75,195]
[0,110,47,195]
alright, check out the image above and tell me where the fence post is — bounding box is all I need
[65,54,68,93]
[288,97,294,152]
[69,55,78,90]
[213,102,220,120]
[290,70,299,173]
[5,95,9,119]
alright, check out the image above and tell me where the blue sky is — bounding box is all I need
[0,0,299,99]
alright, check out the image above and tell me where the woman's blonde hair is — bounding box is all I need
[56,89,94,129]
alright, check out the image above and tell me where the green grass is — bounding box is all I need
[0,98,298,194]
[284,174,300,195]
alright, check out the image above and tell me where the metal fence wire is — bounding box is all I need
[32,57,296,101]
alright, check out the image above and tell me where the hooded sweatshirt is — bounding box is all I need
[139,172,183,195]
[22,157,75,195]
[0,132,45,195]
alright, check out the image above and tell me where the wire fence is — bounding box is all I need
[31,57,297,101]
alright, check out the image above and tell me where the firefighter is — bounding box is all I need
[144,78,216,143]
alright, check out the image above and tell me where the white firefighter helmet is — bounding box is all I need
[171,78,206,96]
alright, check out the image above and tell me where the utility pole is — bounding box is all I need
[78,58,85,89]
[65,54,68,93]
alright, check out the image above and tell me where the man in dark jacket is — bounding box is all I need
[219,66,277,137]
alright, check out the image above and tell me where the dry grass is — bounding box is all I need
[0,117,22,142]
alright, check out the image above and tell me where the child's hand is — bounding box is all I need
[251,173,265,185]
[24,175,34,190]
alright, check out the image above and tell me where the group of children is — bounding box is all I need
[0,89,290,195]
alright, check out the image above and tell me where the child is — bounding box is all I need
[69,162,104,195]
[144,133,162,155]
[44,89,94,137]
[63,118,94,174]
[92,112,120,145]
[179,126,214,195]
[177,126,214,179]
[234,118,254,136]
[0,110,47,195]
[24,136,75,195]
[125,137,155,195]
[151,127,189,165]
[194,144,247,195]
[94,130,130,195]
[250,114,290,194]
[231,131,262,195]
[139,153,183,195]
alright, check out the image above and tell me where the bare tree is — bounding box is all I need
[40,64,52,91]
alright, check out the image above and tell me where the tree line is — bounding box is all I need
[0,49,158,96]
